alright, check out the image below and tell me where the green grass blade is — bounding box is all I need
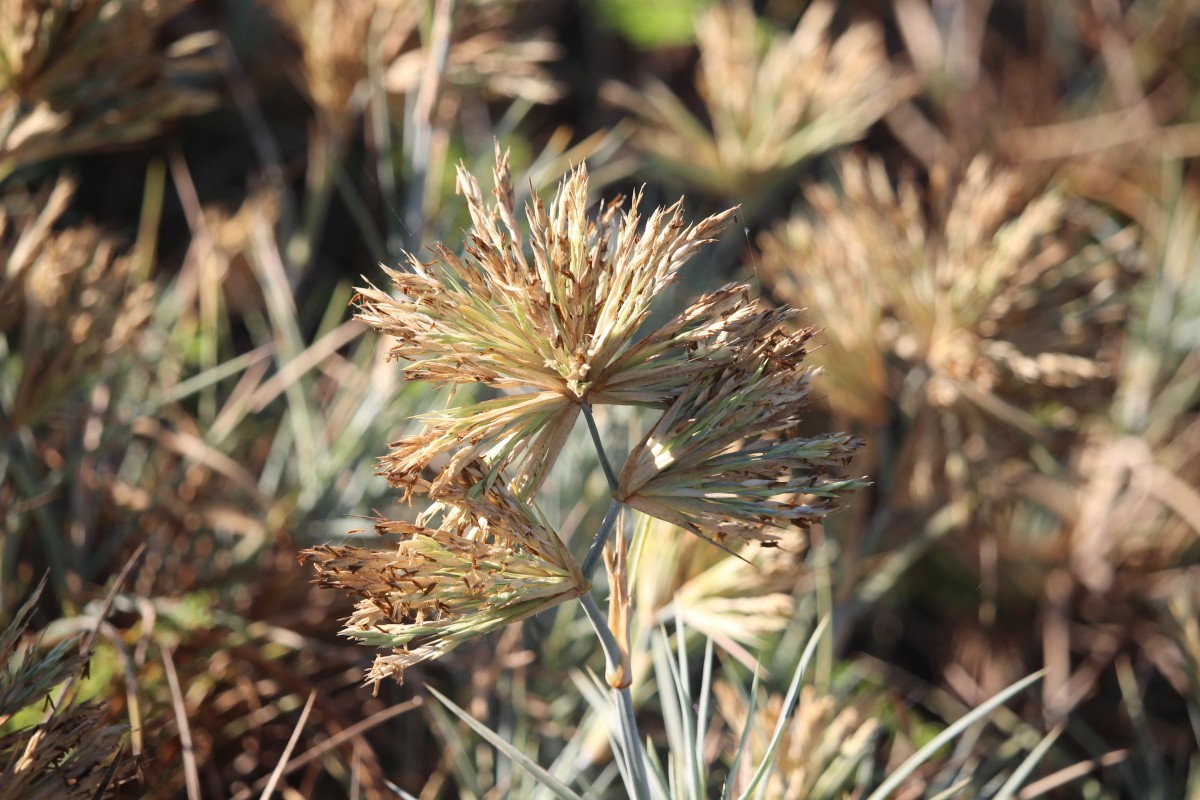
[427,685,585,800]
[864,670,1046,800]
[736,614,830,800]
[721,667,761,800]
[695,636,715,798]
[994,723,1065,800]
[424,693,484,800]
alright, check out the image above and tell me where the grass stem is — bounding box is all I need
[579,593,650,800]
[581,499,621,578]
[582,403,618,492]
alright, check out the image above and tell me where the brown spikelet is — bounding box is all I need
[303,464,585,687]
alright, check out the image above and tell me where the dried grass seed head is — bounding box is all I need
[357,146,740,495]
[616,311,866,546]
[758,154,1128,510]
[384,2,563,106]
[268,0,418,137]
[0,177,155,430]
[631,514,803,657]
[0,0,217,175]
[759,154,1120,427]
[715,682,879,800]
[303,465,585,687]
[603,0,911,195]
[271,0,560,144]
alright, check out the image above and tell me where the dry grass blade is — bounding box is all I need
[58,543,146,702]
[1016,749,1130,799]
[228,698,422,800]
[160,646,200,800]
[258,690,317,800]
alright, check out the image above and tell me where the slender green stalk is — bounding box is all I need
[580,401,649,799]
[582,403,619,491]
[579,593,650,800]
[581,499,621,578]
[289,131,337,273]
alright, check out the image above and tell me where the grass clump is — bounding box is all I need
[1,0,1199,796]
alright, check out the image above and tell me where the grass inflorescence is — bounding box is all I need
[2,0,1198,797]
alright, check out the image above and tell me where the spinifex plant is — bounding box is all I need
[304,148,865,794]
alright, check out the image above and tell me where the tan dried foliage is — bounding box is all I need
[0,0,216,175]
[304,465,585,687]
[1039,189,1200,590]
[0,178,155,430]
[759,155,1123,504]
[384,4,562,105]
[632,513,804,658]
[270,0,561,139]
[356,147,740,496]
[1160,569,1200,703]
[605,0,911,195]
[268,0,419,133]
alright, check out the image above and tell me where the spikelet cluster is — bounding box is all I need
[310,150,864,683]
[759,155,1122,503]
[604,0,910,195]
[617,311,865,546]
[355,146,741,497]
[305,465,585,687]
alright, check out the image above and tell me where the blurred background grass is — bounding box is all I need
[1,0,1198,797]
